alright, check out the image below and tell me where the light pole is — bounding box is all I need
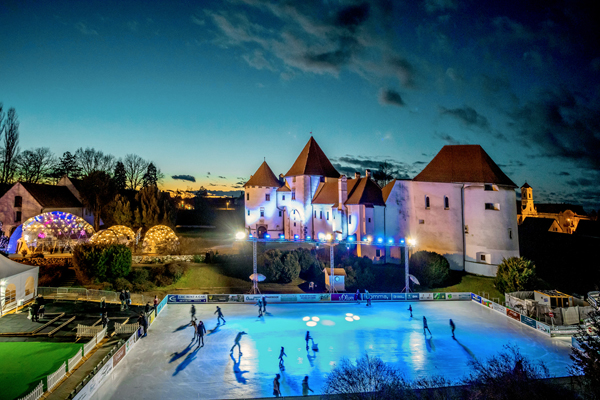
[402,238,416,293]
[0,279,6,316]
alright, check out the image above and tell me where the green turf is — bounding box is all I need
[430,274,505,302]
[0,342,82,400]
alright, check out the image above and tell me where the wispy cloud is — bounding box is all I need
[75,22,98,36]
[439,105,490,131]
[379,89,405,107]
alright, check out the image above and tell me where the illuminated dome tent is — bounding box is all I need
[20,211,94,254]
[90,225,135,246]
[142,225,178,253]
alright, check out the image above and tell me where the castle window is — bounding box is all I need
[15,211,21,222]
[480,254,486,261]
[349,216,352,224]
[260,208,264,217]
[444,196,449,209]
[464,225,469,234]
[320,176,325,182]
[293,177,296,182]
[247,210,250,216]
[485,203,500,211]
[14,196,22,207]
[314,211,317,218]
[246,193,250,201]
[320,211,323,219]
[419,219,424,224]
[326,212,329,220]
[282,195,285,201]
[368,218,371,223]
[376,249,381,257]
[266,194,270,201]
[529,193,531,199]
[294,222,296,227]
[291,191,296,200]
[508,228,513,239]
[425,195,430,209]
[279,211,282,217]
[485,184,499,191]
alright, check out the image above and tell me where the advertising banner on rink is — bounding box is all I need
[407,293,420,301]
[299,293,330,302]
[280,294,298,302]
[433,293,446,300]
[167,294,207,304]
[492,303,506,314]
[471,293,482,303]
[331,293,357,302]
[521,315,537,329]
[392,293,406,301]
[369,293,392,301]
[419,293,434,301]
[536,321,551,336]
[506,309,521,321]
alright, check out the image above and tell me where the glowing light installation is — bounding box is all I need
[90,225,135,246]
[142,225,179,254]
[20,211,94,253]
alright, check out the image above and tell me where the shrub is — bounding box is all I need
[494,257,537,294]
[166,262,188,281]
[192,254,204,263]
[261,249,284,282]
[104,245,132,281]
[280,252,301,283]
[113,277,132,291]
[73,243,132,284]
[409,251,450,288]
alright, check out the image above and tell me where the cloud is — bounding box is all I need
[218,176,226,179]
[439,106,490,131]
[243,50,276,71]
[434,132,463,145]
[172,175,196,182]
[379,89,405,107]
[191,14,205,26]
[508,89,600,169]
[424,0,457,13]
[75,22,98,36]
[556,171,570,176]
[331,156,416,179]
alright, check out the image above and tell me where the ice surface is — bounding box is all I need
[93,301,573,399]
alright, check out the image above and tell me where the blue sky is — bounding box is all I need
[1,0,599,209]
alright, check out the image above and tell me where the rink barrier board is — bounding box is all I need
[166,292,472,304]
[72,295,168,400]
[470,293,553,337]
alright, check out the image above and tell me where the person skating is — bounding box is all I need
[230,331,247,355]
[38,304,45,319]
[262,296,267,313]
[145,302,151,314]
[190,304,197,322]
[138,312,148,337]
[366,296,372,307]
[125,290,131,309]
[119,290,126,311]
[450,319,456,339]
[302,376,314,396]
[278,346,287,368]
[423,316,431,336]
[102,312,109,328]
[273,374,281,397]
[354,289,360,304]
[197,320,206,347]
[408,304,413,318]
[189,319,198,342]
[215,306,226,324]
[153,295,159,316]
[305,331,313,350]
[256,299,263,317]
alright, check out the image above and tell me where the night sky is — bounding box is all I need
[1,1,598,209]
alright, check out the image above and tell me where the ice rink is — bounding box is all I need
[93,301,573,399]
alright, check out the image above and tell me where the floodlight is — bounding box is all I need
[348,236,354,241]
[265,234,271,239]
[400,238,405,244]
[294,234,299,240]
[408,238,417,246]
[279,234,285,239]
[377,237,383,243]
[306,235,311,240]
[325,233,332,241]
[318,232,325,240]
[249,233,254,238]
[388,238,394,244]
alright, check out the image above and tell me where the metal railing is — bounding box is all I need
[38,287,147,305]
[47,362,67,392]
[17,381,44,400]
[68,349,83,372]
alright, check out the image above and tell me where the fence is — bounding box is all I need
[68,349,83,372]
[47,362,67,392]
[83,327,106,357]
[38,287,147,305]
[77,324,104,338]
[17,381,44,400]
[115,322,140,334]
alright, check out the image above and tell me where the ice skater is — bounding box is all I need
[262,296,267,313]
[366,296,372,307]
[278,346,287,368]
[423,316,431,336]
[215,306,226,324]
[190,304,196,322]
[197,320,206,347]
[354,289,360,304]
[408,304,413,318]
[305,331,314,350]
[273,373,281,397]
[450,319,456,339]
[302,376,314,396]
[189,319,198,341]
[256,298,263,317]
[230,331,247,355]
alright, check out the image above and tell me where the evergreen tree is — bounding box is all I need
[142,162,158,188]
[111,194,133,226]
[113,161,127,191]
[52,151,82,180]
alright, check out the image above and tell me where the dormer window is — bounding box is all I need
[14,196,22,207]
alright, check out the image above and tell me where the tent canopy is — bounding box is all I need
[0,256,37,280]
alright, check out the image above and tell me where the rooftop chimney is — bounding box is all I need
[365,169,371,178]
[354,172,361,179]
[338,175,347,210]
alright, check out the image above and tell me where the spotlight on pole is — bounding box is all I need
[236,232,246,240]
[265,234,271,239]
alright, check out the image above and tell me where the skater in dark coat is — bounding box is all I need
[408,305,413,318]
[302,376,314,396]
[197,321,207,347]
[190,304,197,321]
[119,290,126,311]
[366,296,372,307]
[273,374,281,397]
[262,296,267,313]
[256,299,263,317]
[305,331,313,350]
[450,319,456,339]
[354,289,360,304]
[423,316,431,336]
[138,313,148,337]
[215,306,226,324]
[278,346,287,368]
[102,312,109,328]
[125,290,131,307]
[230,331,247,355]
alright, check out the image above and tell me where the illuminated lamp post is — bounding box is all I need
[403,238,417,293]
[0,279,6,316]
[236,231,259,294]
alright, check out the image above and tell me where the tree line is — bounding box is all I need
[0,102,162,190]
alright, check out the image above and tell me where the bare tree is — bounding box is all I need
[17,147,56,183]
[0,106,20,184]
[123,154,149,190]
[75,147,115,177]
[372,161,396,188]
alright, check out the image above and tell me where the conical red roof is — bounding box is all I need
[285,137,340,178]
[413,145,516,187]
[244,161,282,188]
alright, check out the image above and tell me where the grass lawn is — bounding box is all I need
[430,274,505,303]
[0,342,82,400]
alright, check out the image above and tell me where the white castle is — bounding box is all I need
[244,137,519,276]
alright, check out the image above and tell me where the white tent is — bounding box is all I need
[0,256,39,314]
